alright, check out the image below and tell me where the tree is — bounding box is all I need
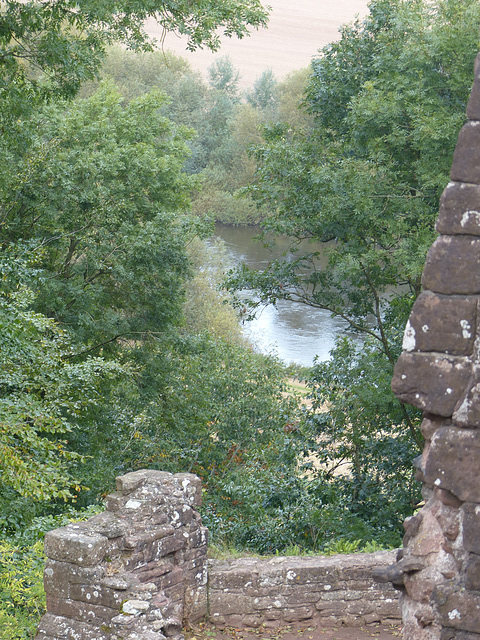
[0,247,123,509]
[1,82,200,351]
[0,0,268,103]
[247,69,278,115]
[224,0,480,540]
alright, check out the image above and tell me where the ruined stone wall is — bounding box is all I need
[35,470,208,640]
[208,552,400,629]
[388,53,480,639]
[36,470,401,639]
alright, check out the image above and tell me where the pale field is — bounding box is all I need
[145,0,369,88]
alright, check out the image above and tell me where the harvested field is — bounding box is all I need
[145,0,369,87]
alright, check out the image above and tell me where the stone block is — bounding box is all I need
[208,591,254,615]
[123,525,175,549]
[465,553,480,591]
[433,584,480,634]
[462,504,480,554]
[392,352,471,416]
[208,568,258,590]
[163,582,185,604]
[36,613,109,640]
[42,560,105,599]
[157,566,184,590]
[116,470,172,494]
[44,526,108,567]
[424,427,480,501]
[155,531,187,557]
[69,583,125,609]
[253,595,285,611]
[183,554,207,575]
[453,369,480,427]
[186,527,208,548]
[243,614,264,627]
[283,562,338,585]
[422,235,480,295]
[45,595,118,624]
[437,182,480,236]
[105,492,126,512]
[221,614,246,628]
[315,599,349,614]
[401,292,477,356]
[450,122,480,183]
[87,511,128,539]
[133,561,173,584]
[284,590,324,605]
[441,630,480,640]
[172,473,203,507]
[282,606,314,622]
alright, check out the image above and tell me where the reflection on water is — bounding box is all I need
[215,223,351,367]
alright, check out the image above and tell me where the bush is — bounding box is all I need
[0,540,45,640]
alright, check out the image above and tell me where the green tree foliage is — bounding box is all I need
[0,539,45,639]
[0,248,125,509]
[225,0,480,539]
[247,68,278,116]
[2,82,198,351]
[0,0,268,104]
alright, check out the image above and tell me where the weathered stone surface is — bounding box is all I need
[207,552,399,628]
[424,427,480,502]
[36,614,108,640]
[433,584,480,634]
[172,473,203,507]
[209,592,255,615]
[441,630,480,640]
[46,595,118,624]
[123,525,175,549]
[44,527,108,567]
[388,53,480,640]
[421,415,453,441]
[462,504,480,554]
[465,554,480,591]
[392,352,471,416]
[435,488,462,510]
[402,292,477,356]
[450,121,480,183]
[36,470,208,640]
[422,235,480,295]
[437,182,480,237]
[453,368,480,427]
[282,606,314,621]
[87,511,128,539]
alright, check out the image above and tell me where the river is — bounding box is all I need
[215,223,352,367]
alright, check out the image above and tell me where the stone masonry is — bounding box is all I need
[36,470,401,639]
[385,52,480,639]
[208,552,400,629]
[35,469,208,640]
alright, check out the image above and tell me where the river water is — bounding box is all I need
[215,224,352,367]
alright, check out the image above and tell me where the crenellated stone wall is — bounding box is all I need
[35,469,208,640]
[385,52,480,640]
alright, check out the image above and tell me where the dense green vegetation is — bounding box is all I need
[1,0,479,635]
[225,0,480,545]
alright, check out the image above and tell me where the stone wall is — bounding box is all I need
[35,469,208,640]
[386,53,480,639]
[35,470,401,639]
[209,552,400,629]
